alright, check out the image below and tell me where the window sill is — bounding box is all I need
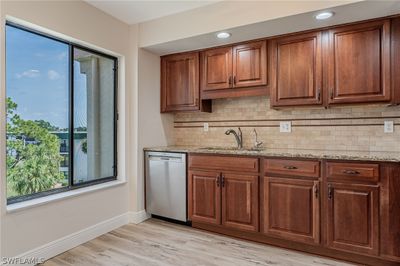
[6,179,126,213]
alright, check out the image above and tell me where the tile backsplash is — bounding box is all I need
[173,96,400,153]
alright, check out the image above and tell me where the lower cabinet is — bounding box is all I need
[262,177,320,244]
[326,182,379,255]
[222,174,259,232]
[188,155,399,265]
[188,170,221,225]
[189,168,259,232]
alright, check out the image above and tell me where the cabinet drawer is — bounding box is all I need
[189,154,259,173]
[264,159,320,178]
[326,162,379,183]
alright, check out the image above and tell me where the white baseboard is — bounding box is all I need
[129,209,150,224]
[7,210,149,266]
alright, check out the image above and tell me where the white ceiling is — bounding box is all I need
[85,0,220,24]
[144,1,400,55]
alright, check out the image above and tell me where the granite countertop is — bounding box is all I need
[144,146,400,162]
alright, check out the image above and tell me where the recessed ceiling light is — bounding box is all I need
[315,11,334,20]
[216,32,231,39]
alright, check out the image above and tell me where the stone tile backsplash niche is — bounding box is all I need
[173,96,400,153]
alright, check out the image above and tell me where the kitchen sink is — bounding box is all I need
[200,147,239,151]
[199,147,265,152]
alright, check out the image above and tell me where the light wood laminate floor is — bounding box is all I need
[42,219,354,266]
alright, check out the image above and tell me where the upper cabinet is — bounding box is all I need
[201,47,232,91]
[201,40,268,99]
[161,52,211,113]
[232,41,267,88]
[327,20,391,104]
[160,17,399,112]
[270,31,323,107]
[271,19,393,107]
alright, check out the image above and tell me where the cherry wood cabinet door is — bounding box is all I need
[201,47,232,91]
[188,170,221,225]
[263,177,320,244]
[327,19,391,104]
[221,174,259,232]
[232,41,267,88]
[326,182,379,255]
[270,31,322,107]
[161,52,200,112]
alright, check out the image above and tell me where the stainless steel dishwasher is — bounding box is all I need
[145,151,187,222]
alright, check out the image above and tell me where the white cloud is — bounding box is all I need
[57,52,67,60]
[15,69,40,79]
[48,70,61,80]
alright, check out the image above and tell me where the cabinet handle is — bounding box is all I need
[221,175,225,187]
[233,76,236,86]
[342,169,360,175]
[330,89,334,100]
[328,184,333,200]
[317,89,321,102]
[314,184,319,198]
[216,173,221,187]
[283,165,298,170]
[228,76,232,85]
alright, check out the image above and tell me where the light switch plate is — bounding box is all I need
[280,121,292,133]
[203,123,209,132]
[384,121,394,133]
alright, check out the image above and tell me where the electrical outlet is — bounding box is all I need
[384,121,394,133]
[203,123,209,132]
[280,121,292,133]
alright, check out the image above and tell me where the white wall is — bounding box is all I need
[138,0,360,48]
[0,0,137,258]
[136,48,174,211]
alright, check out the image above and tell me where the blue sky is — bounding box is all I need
[6,25,87,129]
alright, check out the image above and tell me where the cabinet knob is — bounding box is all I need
[314,184,319,198]
[216,173,221,187]
[328,184,333,200]
[342,169,360,175]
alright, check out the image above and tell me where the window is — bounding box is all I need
[6,22,118,204]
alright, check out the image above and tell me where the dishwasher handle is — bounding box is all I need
[147,153,185,163]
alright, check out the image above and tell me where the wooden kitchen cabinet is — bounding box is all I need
[326,182,379,255]
[326,19,391,104]
[263,177,320,244]
[201,41,268,99]
[161,18,397,109]
[391,17,400,105]
[232,41,267,88]
[270,31,323,107]
[201,47,232,91]
[161,52,211,113]
[380,163,400,262]
[189,154,260,232]
[188,154,400,265]
[222,174,259,232]
[188,170,221,225]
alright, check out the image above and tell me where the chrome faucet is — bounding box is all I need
[252,128,263,150]
[225,127,243,149]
